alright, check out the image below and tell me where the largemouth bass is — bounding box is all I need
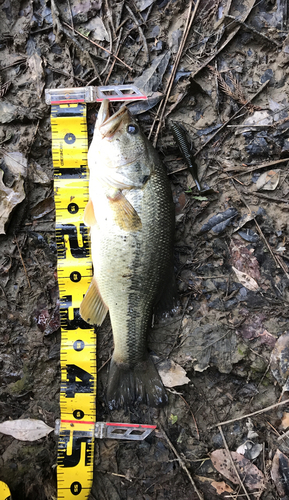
[80,100,175,409]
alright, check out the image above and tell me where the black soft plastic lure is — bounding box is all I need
[171,121,214,195]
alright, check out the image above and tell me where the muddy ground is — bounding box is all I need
[1,0,289,498]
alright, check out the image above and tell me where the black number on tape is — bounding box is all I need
[56,223,90,259]
[51,103,85,118]
[70,271,81,282]
[54,165,87,178]
[70,481,82,495]
[73,409,85,420]
[68,203,79,214]
[58,429,93,467]
[64,364,94,398]
[60,296,91,330]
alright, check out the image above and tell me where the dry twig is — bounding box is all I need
[125,4,149,64]
[194,80,270,157]
[208,398,289,429]
[218,426,251,500]
[14,235,31,288]
[63,21,133,71]
[105,28,123,85]
[159,424,204,500]
[168,388,200,440]
[149,0,201,146]
[232,180,289,277]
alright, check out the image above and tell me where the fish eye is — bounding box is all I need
[127,124,138,135]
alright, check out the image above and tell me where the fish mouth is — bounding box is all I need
[97,100,129,138]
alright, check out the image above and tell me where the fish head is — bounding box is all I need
[88,100,152,190]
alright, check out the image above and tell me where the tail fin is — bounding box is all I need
[106,356,168,410]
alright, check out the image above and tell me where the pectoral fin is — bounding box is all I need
[84,199,97,227]
[80,277,108,325]
[108,191,142,231]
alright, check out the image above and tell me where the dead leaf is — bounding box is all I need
[236,441,263,460]
[134,0,155,11]
[0,169,25,235]
[281,413,289,430]
[271,449,289,497]
[271,332,289,393]
[232,266,259,291]
[255,169,280,191]
[230,237,261,281]
[30,162,50,184]
[0,419,54,441]
[30,196,54,219]
[134,51,170,97]
[84,16,109,42]
[211,449,265,491]
[211,480,233,494]
[157,359,190,387]
[3,151,27,178]
[236,110,273,135]
[28,53,45,99]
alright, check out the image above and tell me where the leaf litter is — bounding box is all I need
[2,0,289,498]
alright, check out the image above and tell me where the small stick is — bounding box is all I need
[14,235,31,288]
[208,398,289,429]
[232,181,289,275]
[66,0,74,32]
[224,14,281,46]
[149,0,201,145]
[105,28,123,85]
[63,21,133,71]
[194,80,269,157]
[251,192,289,204]
[218,426,251,500]
[47,64,87,84]
[125,5,149,64]
[159,424,204,500]
[168,388,200,440]
[223,157,289,174]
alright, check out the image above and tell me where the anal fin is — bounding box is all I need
[108,191,142,232]
[80,277,108,325]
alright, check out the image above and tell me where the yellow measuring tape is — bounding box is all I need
[0,481,12,500]
[51,102,96,499]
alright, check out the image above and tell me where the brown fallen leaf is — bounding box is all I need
[230,237,261,281]
[271,332,289,393]
[211,449,265,491]
[255,169,280,191]
[28,53,45,99]
[0,419,54,441]
[271,449,289,497]
[211,480,233,494]
[157,359,190,388]
[281,412,289,430]
[0,169,25,234]
[30,196,54,219]
[232,266,259,292]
